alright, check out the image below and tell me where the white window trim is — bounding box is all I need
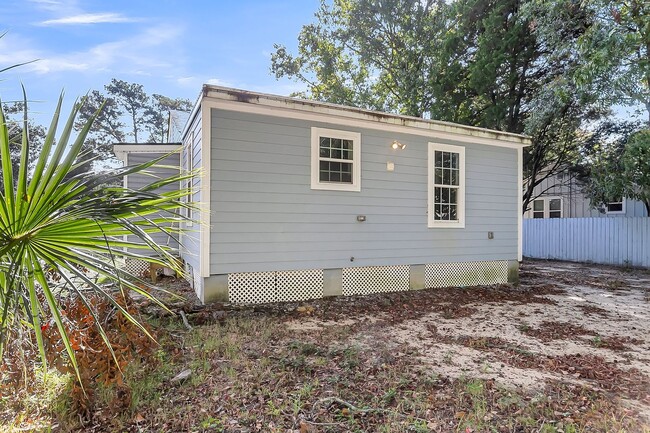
[183,131,194,227]
[605,198,626,215]
[529,196,563,218]
[428,142,465,228]
[311,127,361,192]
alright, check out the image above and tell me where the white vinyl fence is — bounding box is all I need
[523,217,650,268]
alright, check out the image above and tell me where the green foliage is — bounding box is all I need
[74,79,193,170]
[0,102,46,186]
[622,130,650,212]
[583,129,650,215]
[0,92,196,385]
[272,0,605,212]
[577,1,650,121]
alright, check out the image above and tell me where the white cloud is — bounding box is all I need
[28,0,79,14]
[39,12,138,26]
[205,78,232,87]
[0,25,184,75]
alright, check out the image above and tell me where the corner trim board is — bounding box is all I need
[517,146,523,262]
[200,103,211,279]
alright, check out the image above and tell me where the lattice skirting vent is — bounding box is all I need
[342,265,410,296]
[278,269,324,302]
[228,269,324,304]
[425,260,508,288]
[124,258,149,277]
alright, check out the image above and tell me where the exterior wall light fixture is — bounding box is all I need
[391,140,406,150]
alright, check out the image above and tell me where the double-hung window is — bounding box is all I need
[428,143,465,228]
[311,127,361,191]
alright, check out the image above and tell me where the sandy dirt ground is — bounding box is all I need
[286,260,650,419]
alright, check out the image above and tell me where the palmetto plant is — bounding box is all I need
[0,92,194,383]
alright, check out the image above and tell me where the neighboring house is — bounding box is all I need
[523,170,650,268]
[113,144,181,275]
[525,171,648,219]
[118,85,531,304]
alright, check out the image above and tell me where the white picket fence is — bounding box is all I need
[523,217,650,268]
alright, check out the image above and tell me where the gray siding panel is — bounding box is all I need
[125,152,180,256]
[179,109,202,270]
[210,109,519,274]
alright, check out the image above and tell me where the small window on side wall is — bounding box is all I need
[311,127,361,192]
[606,198,625,214]
[530,197,563,218]
[428,142,465,228]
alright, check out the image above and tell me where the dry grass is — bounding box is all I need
[4,260,650,432]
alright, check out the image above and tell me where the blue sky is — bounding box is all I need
[0,0,318,125]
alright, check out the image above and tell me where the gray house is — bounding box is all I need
[119,85,531,303]
[525,171,647,219]
[113,144,182,276]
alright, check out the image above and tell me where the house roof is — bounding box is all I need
[196,85,532,148]
[113,143,180,163]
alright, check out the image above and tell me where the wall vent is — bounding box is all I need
[425,261,508,288]
[342,265,410,296]
[228,269,324,304]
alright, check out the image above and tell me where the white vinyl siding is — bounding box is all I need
[428,143,465,228]
[311,127,361,192]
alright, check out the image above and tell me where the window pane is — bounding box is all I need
[450,169,458,186]
[433,150,442,167]
[441,204,450,220]
[435,203,442,220]
[533,211,544,219]
[549,199,561,211]
[549,211,561,218]
[451,152,459,169]
[449,205,457,220]
[442,152,451,168]
[442,168,450,185]
[450,188,457,205]
[434,187,441,203]
[320,136,354,161]
[533,200,544,211]
[319,137,331,158]
[607,201,623,212]
[319,161,353,184]
[435,168,443,185]
[440,187,449,204]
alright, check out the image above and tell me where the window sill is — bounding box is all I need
[311,182,361,192]
[428,221,465,229]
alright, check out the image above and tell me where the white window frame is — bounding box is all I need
[529,196,563,219]
[428,142,465,228]
[606,198,626,215]
[311,127,361,192]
